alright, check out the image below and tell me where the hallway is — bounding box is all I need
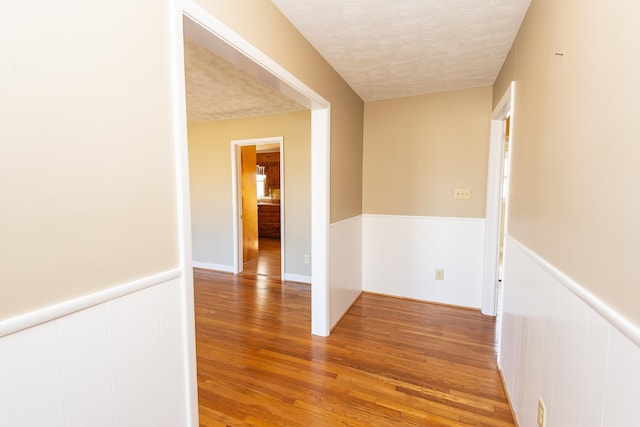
[193,269,515,426]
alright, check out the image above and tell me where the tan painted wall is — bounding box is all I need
[493,47,516,108]
[188,111,312,276]
[0,0,179,320]
[494,0,640,326]
[363,87,492,217]
[194,0,364,222]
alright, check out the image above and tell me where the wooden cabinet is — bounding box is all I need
[256,152,280,191]
[258,203,280,238]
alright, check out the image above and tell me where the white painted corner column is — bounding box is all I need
[311,107,331,336]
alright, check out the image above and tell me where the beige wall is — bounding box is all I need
[188,111,312,276]
[363,87,492,217]
[494,0,640,326]
[493,47,516,108]
[194,0,364,222]
[0,0,179,320]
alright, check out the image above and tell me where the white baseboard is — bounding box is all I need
[192,261,234,273]
[283,273,311,284]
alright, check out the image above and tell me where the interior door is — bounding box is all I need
[241,145,259,262]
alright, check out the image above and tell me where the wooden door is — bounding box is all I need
[241,145,258,262]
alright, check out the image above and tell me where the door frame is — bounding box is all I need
[176,1,332,338]
[170,2,331,424]
[231,137,285,277]
[481,81,515,316]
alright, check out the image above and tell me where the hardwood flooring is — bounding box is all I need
[194,269,515,426]
[242,237,281,279]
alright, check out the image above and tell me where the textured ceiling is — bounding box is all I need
[271,0,532,101]
[184,37,305,123]
[184,1,532,121]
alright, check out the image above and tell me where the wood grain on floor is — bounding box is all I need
[194,269,515,426]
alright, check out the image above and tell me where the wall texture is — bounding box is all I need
[360,87,492,308]
[494,0,640,328]
[363,86,492,218]
[188,111,312,277]
[0,1,197,423]
[0,277,188,427]
[194,0,364,223]
[0,1,179,320]
[496,0,640,424]
[500,236,639,426]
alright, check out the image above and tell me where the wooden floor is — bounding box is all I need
[194,269,515,426]
[242,237,281,279]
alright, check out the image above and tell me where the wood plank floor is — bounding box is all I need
[194,269,515,426]
[241,237,281,279]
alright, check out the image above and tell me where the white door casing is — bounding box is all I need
[481,81,515,316]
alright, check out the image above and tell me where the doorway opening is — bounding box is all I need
[482,82,515,317]
[497,115,511,283]
[178,9,332,337]
[231,137,284,280]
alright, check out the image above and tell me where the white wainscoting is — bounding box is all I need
[500,235,640,427]
[362,214,485,309]
[0,274,191,427]
[330,215,363,328]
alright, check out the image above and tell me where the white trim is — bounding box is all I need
[169,2,199,424]
[283,274,312,284]
[279,146,286,281]
[482,81,515,316]
[363,213,485,223]
[0,268,182,338]
[231,143,241,274]
[181,2,331,337]
[311,107,331,336]
[507,234,640,348]
[330,214,363,227]
[230,137,285,276]
[192,261,234,273]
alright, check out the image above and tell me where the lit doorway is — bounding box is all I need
[179,6,332,341]
[231,138,284,280]
[482,82,515,317]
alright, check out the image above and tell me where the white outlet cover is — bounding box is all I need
[537,397,546,427]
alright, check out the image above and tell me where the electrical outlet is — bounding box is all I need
[454,188,471,200]
[304,254,310,264]
[435,269,445,281]
[537,397,546,427]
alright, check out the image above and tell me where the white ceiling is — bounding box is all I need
[184,0,532,122]
[271,0,532,101]
[183,38,305,123]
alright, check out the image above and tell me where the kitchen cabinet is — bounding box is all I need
[256,152,280,191]
[258,203,280,238]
